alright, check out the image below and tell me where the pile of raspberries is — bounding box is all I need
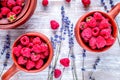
[80,12,115,50]
[13,35,49,70]
[0,0,25,22]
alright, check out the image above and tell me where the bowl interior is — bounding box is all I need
[75,11,118,52]
[12,32,53,72]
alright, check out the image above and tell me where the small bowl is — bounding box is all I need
[0,0,37,29]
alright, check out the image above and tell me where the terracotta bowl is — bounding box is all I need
[75,3,120,52]
[2,32,53,80]
[0,0,37,29]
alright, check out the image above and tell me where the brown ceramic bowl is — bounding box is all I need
[75,3,120,52]
[0,0,37,29]
[2,32,53,80]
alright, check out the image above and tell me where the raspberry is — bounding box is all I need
[79,22,87,30]
[12,6,22,15]
[60,58,70,67]
[31,53,40,61]
[40,53,46,59]
[16,0,25,6]
[106,36,115,46]
[35,59,44,69]
[87,17,97,28]
[82,0,91,7]
[7,0,16,9]
[81,28,92,42]
[92,27,100,36]
[33,37,42,44]
[96,36,106,49]
[100,28,111,39]
[99,19,111,29]
[26,60,35,70]
[44,50,49,57]
[1,7,10,16]
[42,0,48,6]
[13,45,22,57]
[7,12,16,22]
[50,20,59,30]
[32,44,42,53]
[66,0,71,2]
[0,0,8,7]
[28,43,34,49]
[21,47,31,58]
[93,12,103,21]
[54,69,61,78]
[0,13,3,19]
[40,43,48,52]
[18,56,27,65]
[89,37,96,49]
[20,36,30,46]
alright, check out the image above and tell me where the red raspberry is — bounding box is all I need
[81,28,92,42]
[87,17,97,28]
[99,19,111,29]
[106,36,115,46]
[31,53,40,61]
[96,36,106,49]
[44,50,49,57]
[92,27,100,36]
[21,47,31,58]
[50,20,59,30]
[40,53,46,59]
[32,44,42,53]
[7,0,16,9]
[0,13,3,19]
[100,28,111,39]
[1,7,10,16]
[54,69,61,78]
[12,6,22,15]
[42,0,48,6]
[93,12,103,21]
[18,56,27,65]
[60,58,70,67]
[20,36,30,46]
[65,0,71,2]
[0,0,8,7]
[33,37,42,44]
[35,59,44,69]
[82,0,91,7]
[79,22,87,30]
[7,12,16,22]
[26,60,35,70]
[40,43,48,52]
[16,0,25,6]
[89,37,96,49]
[13,45,22,57]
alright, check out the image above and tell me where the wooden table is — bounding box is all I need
[0,0,120,80]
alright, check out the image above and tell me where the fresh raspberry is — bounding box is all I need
[99,19,111,29]
[79,22,87,30]
[28,43,33,50]
[12,6,22,15]
[89,37,96,49]
[81,28,92,42]
[20,36,30,46]
[60,58,70,67]
[65,0,71,2]
[13,45,22,57]
[0,13,3,19]
[40,53,46,59]
[92,27,100,36]
[33,37,42,44]
[106,36,115,46]
[26,60,35,70]
[7,0,16,9]
[1,7,10,16]
[18,56,27,65]
[0,0,8,7]
[50,20,59,30]
[87,17,97,28]
[7,12,16,22]
[32,44,42,53]
[96,36,106,49]
[21,47,31,58]
[35,59,44,69]
[16,0,25,6]
[93,12,103,21]
[40,43,48,52]
[54,69,61,78]
[82,0,91,7]
[31,52,40,61]
[100,28,111,39]
[44,50,49,57]
[42,0,48,6]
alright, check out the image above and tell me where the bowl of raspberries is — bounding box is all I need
[0,0,37,29]
[11,32,53,72]
[75,8,119,52]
